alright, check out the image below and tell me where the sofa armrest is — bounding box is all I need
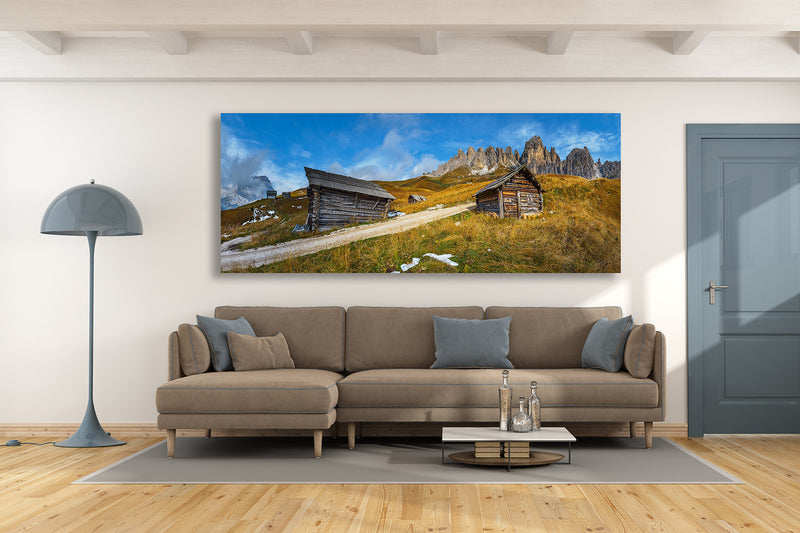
[168,331,184,381]
[650,331,665,421]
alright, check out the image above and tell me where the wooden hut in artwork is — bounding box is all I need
[474,165,544,219]
[304,167,396,231]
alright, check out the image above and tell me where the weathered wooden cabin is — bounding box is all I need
[474,165,544,219]
[304,167,395,231]
[265,190,277,199]
[408,194,427,203]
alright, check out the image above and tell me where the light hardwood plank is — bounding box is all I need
[0,435,798,532]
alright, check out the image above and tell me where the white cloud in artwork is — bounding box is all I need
[549,124,620,160]
[289,144,312,159]
[221,129,313,200]
[499,122,545,146]
[327,129,442,181]
[220,127,273,202]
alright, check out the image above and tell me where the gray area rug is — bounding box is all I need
[76,437,741,485]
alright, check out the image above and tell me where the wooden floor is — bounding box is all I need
[1,435,798,532]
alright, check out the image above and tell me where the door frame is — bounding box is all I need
[686,124,800,437]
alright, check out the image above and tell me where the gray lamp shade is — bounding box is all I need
[41,182,143,236]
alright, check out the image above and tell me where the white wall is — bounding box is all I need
[1,81,799,425]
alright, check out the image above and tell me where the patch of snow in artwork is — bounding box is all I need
[424,253,458,267]
[399,253,458,271]
[400,257,420,272]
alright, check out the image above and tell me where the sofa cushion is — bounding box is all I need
[337,368,658,409]
[624,323,657,378]
[581,316,634,373]
[346,306,484,370]
[228,331,295,371]
[197,315,256,372]
[484,307,623,368]
[177,323,211,376]
[215,306,345,371]
[156,369,342,415]
[431,316,512,369]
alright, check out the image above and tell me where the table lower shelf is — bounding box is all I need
[448,451,565,467]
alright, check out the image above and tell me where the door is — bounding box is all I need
[687,124,800,436]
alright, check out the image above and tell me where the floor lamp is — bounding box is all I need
[41,180,143,447]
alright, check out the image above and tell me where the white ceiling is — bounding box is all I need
[1,0,799,81]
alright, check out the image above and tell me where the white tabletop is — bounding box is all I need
[442,426,576,443]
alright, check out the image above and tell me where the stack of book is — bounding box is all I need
[504,442,530,458]
[473,441,501,458]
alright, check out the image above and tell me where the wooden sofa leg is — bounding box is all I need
[313,429,323,458]
[644,421,653,449]
[166,429,176,458]
[630,421,637,438]
[205,429,212,438]
[347,422,356,450]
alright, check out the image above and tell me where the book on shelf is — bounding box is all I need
[474,451,502,458]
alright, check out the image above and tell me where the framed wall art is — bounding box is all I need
[220,113,620,273]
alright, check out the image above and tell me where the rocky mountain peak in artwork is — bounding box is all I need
[431,135,620,180]
[563,146,601,179]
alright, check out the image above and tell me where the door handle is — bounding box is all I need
[707,281,729,305]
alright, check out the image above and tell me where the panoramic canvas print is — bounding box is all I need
[220,113,621,273]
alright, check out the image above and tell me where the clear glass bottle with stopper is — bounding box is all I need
[527,380,541,430]
[498,370,512,431]
[511,396,533,432]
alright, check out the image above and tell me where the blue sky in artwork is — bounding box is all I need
[221,113,620,201]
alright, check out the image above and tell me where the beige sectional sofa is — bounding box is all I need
[156,306,664,458]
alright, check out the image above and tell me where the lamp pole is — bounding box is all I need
[55,231,125,447]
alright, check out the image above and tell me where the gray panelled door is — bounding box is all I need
[687,124,800,437]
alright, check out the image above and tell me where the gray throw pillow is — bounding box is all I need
[581,315,634,373]
[431,316,513,369]
[196,315,256,371]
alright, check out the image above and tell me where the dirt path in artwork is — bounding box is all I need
[220,203,474,270]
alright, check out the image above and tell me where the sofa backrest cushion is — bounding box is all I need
[215,306,346,371]
[346,306,483,370]
[484,306,623,368]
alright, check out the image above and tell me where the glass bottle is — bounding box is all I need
[527,380,541,431]
[498,370,512,431]
[511,396,533,432]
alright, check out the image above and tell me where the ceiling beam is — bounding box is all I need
[1,0,799,29]
[545,31,573,54]
[9,31,61,54]
[285,31,312,55]
[3,33,800,81]
[672,31,711,55]
[147,31,187,54]
[419,31,439,54]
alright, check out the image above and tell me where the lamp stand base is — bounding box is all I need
[55,402,125,448]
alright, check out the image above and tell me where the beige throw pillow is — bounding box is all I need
[227,331,295,371]
[177,323,212,376]
[623,323,656,378]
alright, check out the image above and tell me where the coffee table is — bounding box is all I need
[441,426,576,471]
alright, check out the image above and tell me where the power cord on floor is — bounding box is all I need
[3,439,56,447]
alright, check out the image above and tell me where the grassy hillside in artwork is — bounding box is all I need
[221,191,309,249]
[232,174,621,273]
[221,167,504,251]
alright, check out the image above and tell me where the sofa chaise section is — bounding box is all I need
[156,306,346,458]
